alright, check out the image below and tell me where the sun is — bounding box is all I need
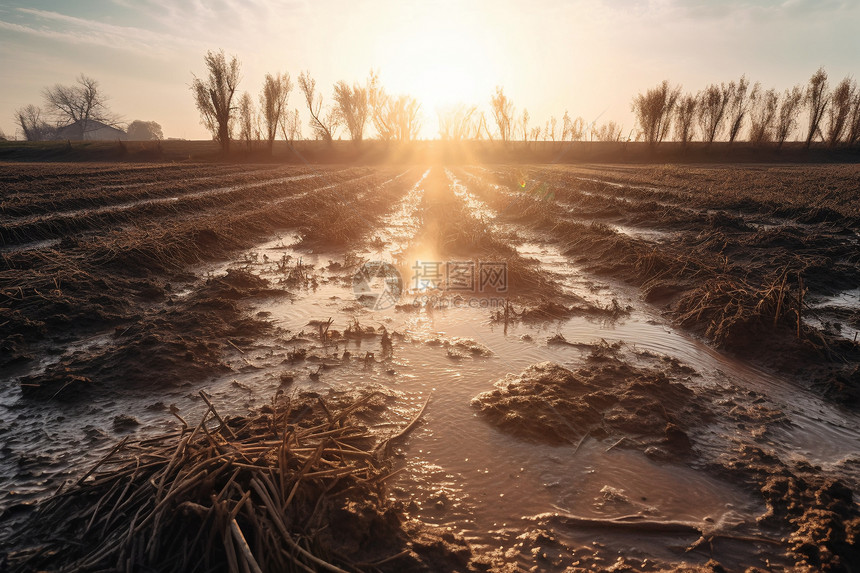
[396,31,488,110]
[371,5,500,137]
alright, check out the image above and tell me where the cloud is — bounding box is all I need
[651,0,860,20]
[120,0,309,52]
[1,7,203,58]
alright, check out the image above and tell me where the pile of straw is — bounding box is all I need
[4,390,427,572]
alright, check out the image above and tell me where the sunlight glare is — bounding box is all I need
[372,5,500,137]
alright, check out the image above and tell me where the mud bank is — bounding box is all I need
[472,344,860,571]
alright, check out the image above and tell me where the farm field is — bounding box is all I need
[1,161,859,571]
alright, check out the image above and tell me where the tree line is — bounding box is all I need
[442,69,860,148]
[194,50,859,152]
[13,74,163,142]
[192,50,422,153]
[10,51,859,150]
[632,68,860,148]
[192,50,605,152]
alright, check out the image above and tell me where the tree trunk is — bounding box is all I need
[219,124,230,153]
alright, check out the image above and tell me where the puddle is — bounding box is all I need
[357,169,430,264]
[3,166,860,569]
[449,171,496,221]
[810,287,860,310]
[610,223,673,242]
[219,280,782,563]
[0,238,61,253]
[457,169,674,244]
[195,195,860,553]
[0,328,182,515]
[804,287,860,342]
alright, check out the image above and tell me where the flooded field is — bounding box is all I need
[1,162,859,571]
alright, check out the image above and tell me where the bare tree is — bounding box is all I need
[191,50,241,153]
[127,120,163,140]
[475,111,493,141]
[697,83,730,143]
[825,76,855,146]
[725,76,752,143]
[397,95,422,141]
[369,76,395,141]
[388,96,422,142]
[847,89,860,147]
[775,86,803,148]
[529,126,541,142]
[372,94,396,142]
[564,114,585,141]
[280,108,302,143]
[547,116,558,142]
[333,80,369,142]
[593,121,623,142]
[674,93,697,146]
[237,91,258,150]
[15,104,54,141]
[42,74,118,140]
[259,72,292,154]
[438,104,477,141]
[369,78,421,143]
[632,80,680,145]
[748,86,779,144]
[561,111,572,141]
[298,71,336,143]
[520,109,529,142]
[490,86,514,142]
[804,67,829,148]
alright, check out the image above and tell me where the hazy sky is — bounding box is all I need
[1,0,858,140]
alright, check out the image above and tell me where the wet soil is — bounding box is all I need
[3,389,486,572]
[472,345,708,455]
[472,344,860,570]
[2,162,859,571]
[464,164,860,405]
[17,268,283,399]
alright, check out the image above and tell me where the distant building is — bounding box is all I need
[54,120,127,141]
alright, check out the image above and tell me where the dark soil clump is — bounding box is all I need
[712,442,860,571]
[471,347,707,458]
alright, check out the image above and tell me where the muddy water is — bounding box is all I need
[0,330,218,515]
[457,171,676,243]
[215,241,770,564]
[212,172,860,564]
[453,172,860,466]
[237,256,763,531]
[805,287,860,343]
[3,167,860,567]
[0,238,60,254]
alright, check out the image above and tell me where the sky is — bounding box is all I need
[1,0,858,140]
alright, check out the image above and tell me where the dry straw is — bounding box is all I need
[4,390,429,572]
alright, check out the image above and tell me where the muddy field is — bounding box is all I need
[1,161,859,571]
